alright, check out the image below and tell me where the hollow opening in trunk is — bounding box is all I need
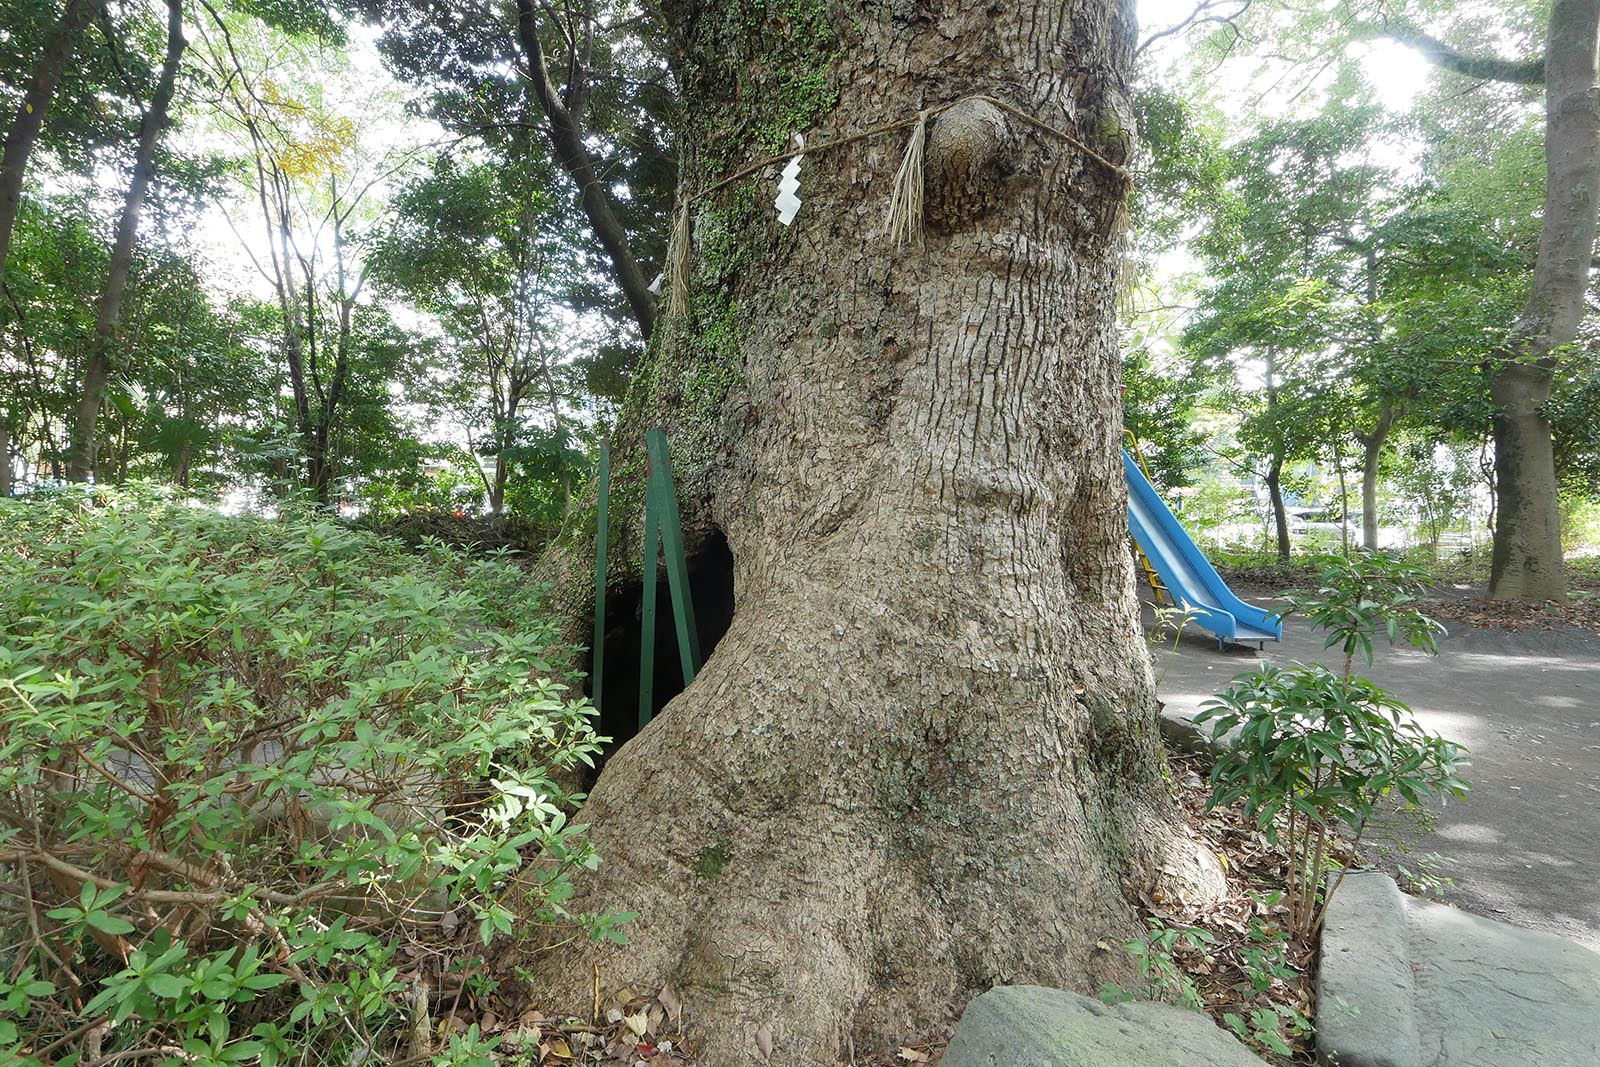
[588,529,735,751]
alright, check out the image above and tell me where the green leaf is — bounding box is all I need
[86,911,136,936]
[1260,1029,1293,1056]
[145,974,188,999]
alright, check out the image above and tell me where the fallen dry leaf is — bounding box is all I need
[658,984,682,1024]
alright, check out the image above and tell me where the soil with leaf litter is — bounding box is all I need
[1422,585,1600,637]
[399,954,699,1066]
[1137,752,1361,1065]
[422,749,1345,1066]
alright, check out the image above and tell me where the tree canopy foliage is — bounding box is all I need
[0,0,1594,548]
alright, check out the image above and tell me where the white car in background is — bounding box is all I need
[1287,507,1414,548]
[1288,506,1354,546]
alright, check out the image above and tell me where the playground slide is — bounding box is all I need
[1123,451,1283,649]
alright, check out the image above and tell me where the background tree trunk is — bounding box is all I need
[1356,403,1395,550]
[521,1,1221,1063]
[1261,347,1291,559]
[490,452,508,515]
[1266,457,1290,559]
[1487,0,1600,601]
[1489,363,1565,594]
[0,0,93,278]
[305,429,333,503]
[68,0,187,483]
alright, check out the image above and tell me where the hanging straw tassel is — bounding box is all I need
[665,200,692,321]
[1111,195,1137,317]
[883,110,929,252]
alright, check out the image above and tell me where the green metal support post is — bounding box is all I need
[591,444,610,714]
[638,499,659,731]
[646,430,702,681]
[637,429,702,730]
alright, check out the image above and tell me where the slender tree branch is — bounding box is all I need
[1136,0,1253,60]
[1381,21,1545,85]
[514,0,656,338]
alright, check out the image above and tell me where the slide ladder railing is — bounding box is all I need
[1123,430,1168,606]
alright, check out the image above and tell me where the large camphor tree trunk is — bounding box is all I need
[523,1,1222,1063]
[1487,0,1600,601]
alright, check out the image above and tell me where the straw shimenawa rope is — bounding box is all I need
[884,109,929,251]
[662,92,1134,320]
[1112,199,1137,317]
[665,201,692,320]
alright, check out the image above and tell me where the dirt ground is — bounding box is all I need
[1147,588,1600,952]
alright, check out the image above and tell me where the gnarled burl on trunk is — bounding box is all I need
[518,1,1223,1062]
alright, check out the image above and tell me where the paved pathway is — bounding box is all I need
[1148,592,1600,950]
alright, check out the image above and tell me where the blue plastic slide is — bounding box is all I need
[1123,451,1283,649]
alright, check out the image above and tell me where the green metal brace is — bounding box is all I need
[646,430,702,680]
[638,430,702,729]
[590,443,610,714]
[591,431,702,731]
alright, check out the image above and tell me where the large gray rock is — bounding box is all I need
[1317,873,1422,1067]
[1158,702,1229,757]
[1319,872,1600,1067]
[941,985,1270,1067]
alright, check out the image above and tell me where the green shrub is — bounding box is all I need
[0,486,608,1066]
[1198,551,1465,943]
[1098,919,1211,1010]
[1098,895,1313,1058]
[1278,551,1444,678]
[1202,544,1320,589]
[1219,896,1312,1058]
[1195,665,1467,940]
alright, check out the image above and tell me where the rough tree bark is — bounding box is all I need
[67,0,187,483]
[521,1,1222,1063]
[1487,0,1600,601]
[0,0,93,278]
